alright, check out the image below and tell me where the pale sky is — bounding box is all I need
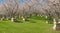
[0,0,47,6]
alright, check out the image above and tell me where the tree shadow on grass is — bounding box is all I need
[27,20,36,23]
[11,19,36,23]
[13,20,23,23]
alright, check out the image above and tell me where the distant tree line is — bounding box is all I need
[0,0,60,23]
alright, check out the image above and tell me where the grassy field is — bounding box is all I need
[0,16,60,33]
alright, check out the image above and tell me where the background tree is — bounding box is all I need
[44,0,60,24]
[2,0,19,22]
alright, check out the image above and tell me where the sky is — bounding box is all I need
[0,0,46,5]
[0,0,4,4]
[0,0,31,5]
[19,0,30,5]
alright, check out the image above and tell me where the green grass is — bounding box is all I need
[0,16,60,33]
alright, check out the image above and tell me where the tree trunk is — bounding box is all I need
[6,17,11,20]
[1,16,5,20]
[22,16,27,21]
[11,17,18,22]
[53,18,60,30]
